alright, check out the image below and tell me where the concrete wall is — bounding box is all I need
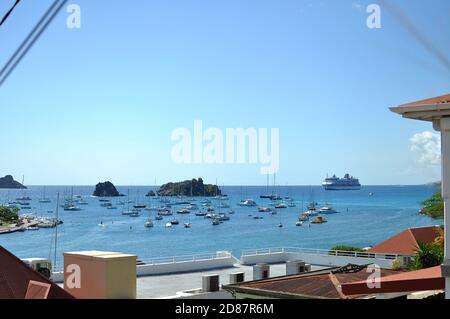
[136,256,236,276]
[241,251,395,269]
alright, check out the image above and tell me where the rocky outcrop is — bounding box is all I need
[157,178,221,197]
[0,175,27,189]
[145,190,156,197]
[92,181,122,197]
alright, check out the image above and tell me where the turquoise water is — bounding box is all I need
[0,185,441,267]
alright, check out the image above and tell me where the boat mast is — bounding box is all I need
[54,193,59,271]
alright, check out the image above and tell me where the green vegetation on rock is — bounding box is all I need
[157,178,221,197]
[420,189,444,219]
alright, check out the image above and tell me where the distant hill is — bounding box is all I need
[0,175,27,189]
[157,178,221,197]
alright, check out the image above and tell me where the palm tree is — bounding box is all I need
[412,241,444,270]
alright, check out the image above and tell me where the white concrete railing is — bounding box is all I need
[240,247,404,269]
[241,247,400,260]
[136,251,237,276]
[139,251,234,265]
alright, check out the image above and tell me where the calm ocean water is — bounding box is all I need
[0,185,441,267]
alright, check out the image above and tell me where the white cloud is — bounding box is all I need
[410,131,441,166]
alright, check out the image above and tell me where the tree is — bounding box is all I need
[411,241,444,270]
[420,190,444,219]
[0,206,19,223]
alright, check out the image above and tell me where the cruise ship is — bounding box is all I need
[322,174,361,190]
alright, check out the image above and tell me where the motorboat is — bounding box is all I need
[122,209,140,216]
[238,199,257,207]
[155,215,163,221]
[165,223,172,228]
[303,209,319,217]
[299,214,309,222]
[311,216,328,224]
[218,213,230,221]
[177,208,190,214]
[170,219,179,225]
[195,211,207,217]
[64,204,82,211]
[319,205,338,214]
[145,219,154,228]
[296,221,303,227]
[184,222,192,228]
[212,219,221,226]
[133,204,147,209]
[129,212,140,217]
[275,203,287,209]
[258,207,272,213]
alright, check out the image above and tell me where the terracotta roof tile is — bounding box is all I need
[399,94,450,108]
[341,266,444,295]
[233,266,399,299]
[368,226,442,255]
[0,246,74,299]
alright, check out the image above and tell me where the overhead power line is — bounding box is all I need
[0,0,21,26]
[0,0,68,87]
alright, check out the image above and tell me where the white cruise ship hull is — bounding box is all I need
[323,185,361,190]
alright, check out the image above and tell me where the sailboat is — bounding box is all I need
[16,175,31,201]
[39,187,51,203]
[122,189,138,215]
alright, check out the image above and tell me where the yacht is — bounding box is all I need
[299,213,309,222]
[64,203,82,211]
[258,207,272,213]
[170,218,179,225]
[238,199,257,207]
[129,211,140,217]
[16,196,31,201]
[322,174,361,190]
[184,222,192,228]
[122,208,140,216]
[218,213,230,221]
[145,219,154,228]
[275,203,287,209]
[133,204,147,209]
[195,211,207,217]
[319,205,339,214]
[177,208,190,214]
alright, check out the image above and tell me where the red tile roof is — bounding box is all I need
[399,94,450,108]
[0,246,74,299]
[341,266,444,295]
[368,226,442,255]
[225,265,399,299]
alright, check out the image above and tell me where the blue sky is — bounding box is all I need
[0,0,449,186]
